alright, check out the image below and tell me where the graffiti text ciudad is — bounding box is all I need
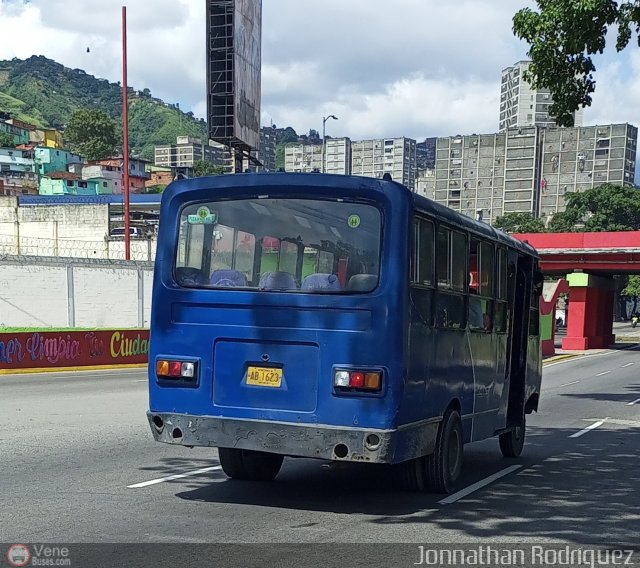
[0,331,149,366]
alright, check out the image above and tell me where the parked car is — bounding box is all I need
[110,226,143,238]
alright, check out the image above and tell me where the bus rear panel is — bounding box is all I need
[147,174,420,463]
[147,173,542,491]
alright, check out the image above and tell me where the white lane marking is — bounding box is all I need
[135,379,148,382]
[559,380,580,387]
[628,398,640,406]
[569,419,608,438]
[605,418,640,427]
[544,345,640,368]
[621,363,634,368]
[438,465,522,505]
[596,371,611,377]
[128,465,222,488]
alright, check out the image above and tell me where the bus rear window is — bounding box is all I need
[175,198,381,293]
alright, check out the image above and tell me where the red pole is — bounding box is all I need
[122,5,131,261]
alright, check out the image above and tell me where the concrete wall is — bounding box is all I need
[0,255,154,328]
[0,197,156,261]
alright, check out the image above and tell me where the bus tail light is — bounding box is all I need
[157,359,197,380]
[333,370,382,392]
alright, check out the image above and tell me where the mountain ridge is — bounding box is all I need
[0,55,207,161]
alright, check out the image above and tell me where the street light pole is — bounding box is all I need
[322,115,338,173]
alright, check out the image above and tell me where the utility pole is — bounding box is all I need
[122,5,131,260]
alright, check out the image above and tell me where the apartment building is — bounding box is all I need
[154,136,227,173]
[415,169,436,200]
[424,127,540,223]
[284,137,416,187]
[499,61,584,132]
[422,123,638,224]
[284,143,323,173]
[538,123,638,218]
[416,137,437,171]
[351,137,416,189]
[0,120,30,146]
[258,127,278,172]
[0,148,38,195]
[324,138,352,175]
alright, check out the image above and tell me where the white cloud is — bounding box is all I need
[0,0,639,147]
[584,51,640,127]
[266,73,498,141]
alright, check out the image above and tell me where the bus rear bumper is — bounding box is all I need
[147,412,440,464]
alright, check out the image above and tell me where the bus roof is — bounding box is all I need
[162,172,538,258]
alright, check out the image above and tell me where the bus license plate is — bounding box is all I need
[247,366,283,387]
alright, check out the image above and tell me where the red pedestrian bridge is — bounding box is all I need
[514,232,640,351]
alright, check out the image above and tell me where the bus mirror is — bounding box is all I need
[533,269,544,296]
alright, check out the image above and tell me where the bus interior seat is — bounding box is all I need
[210,269,248,288]
[346,274,378,291]
[258,271,298,290]
[301,273,341,291]
[176,267,207,286]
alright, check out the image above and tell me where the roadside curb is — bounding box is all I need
[543,354,578,365]
[0,363,147,376]
[614,337,640,344]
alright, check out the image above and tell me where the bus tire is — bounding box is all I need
[424,409,464,494]
[499,416,526,458]
[218,448,284,481]
[394,455,423,492]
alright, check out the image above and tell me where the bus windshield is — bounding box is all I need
[175,197,382,293]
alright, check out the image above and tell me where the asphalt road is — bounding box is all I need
[1,350,639,551]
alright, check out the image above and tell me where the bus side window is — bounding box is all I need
[468,239,494,332]
[318,250,334,274]
[436,226,466,330]
[184,223,205,269]
[260,237,280,274]
[451,231,467,292]
[436,226,450,289]
[411,217,434,326]
[529,265,541,336]
[412,217,434,286]
[529,307,540,336]
[468,239,483,330]
[279,240,299,278]
[481,241,495,331]
[234,230,255,282]
[210,224,235,274]
[495,248,508,333]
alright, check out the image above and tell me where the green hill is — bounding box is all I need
[0,55,207,161]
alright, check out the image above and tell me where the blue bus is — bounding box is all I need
[147,173,542,493]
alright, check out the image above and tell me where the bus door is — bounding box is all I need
[504,252,533,427]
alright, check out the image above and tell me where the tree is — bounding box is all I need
[513,1,640,126]
[192,160,225,177]
[275,145,285,170]
[549,183,640,232]
[64,108,121,160]
[277,127,298,145]
[493,212,546,233]
[547,209,581,233]
[0,131,15,147]
[623,275,640,316]
[145,184,167,194]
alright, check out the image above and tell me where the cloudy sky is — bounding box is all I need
[1,0,639,143]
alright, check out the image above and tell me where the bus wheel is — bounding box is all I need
[499,416,526,458]
[424,409,464,494]
[218,448,284,481]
